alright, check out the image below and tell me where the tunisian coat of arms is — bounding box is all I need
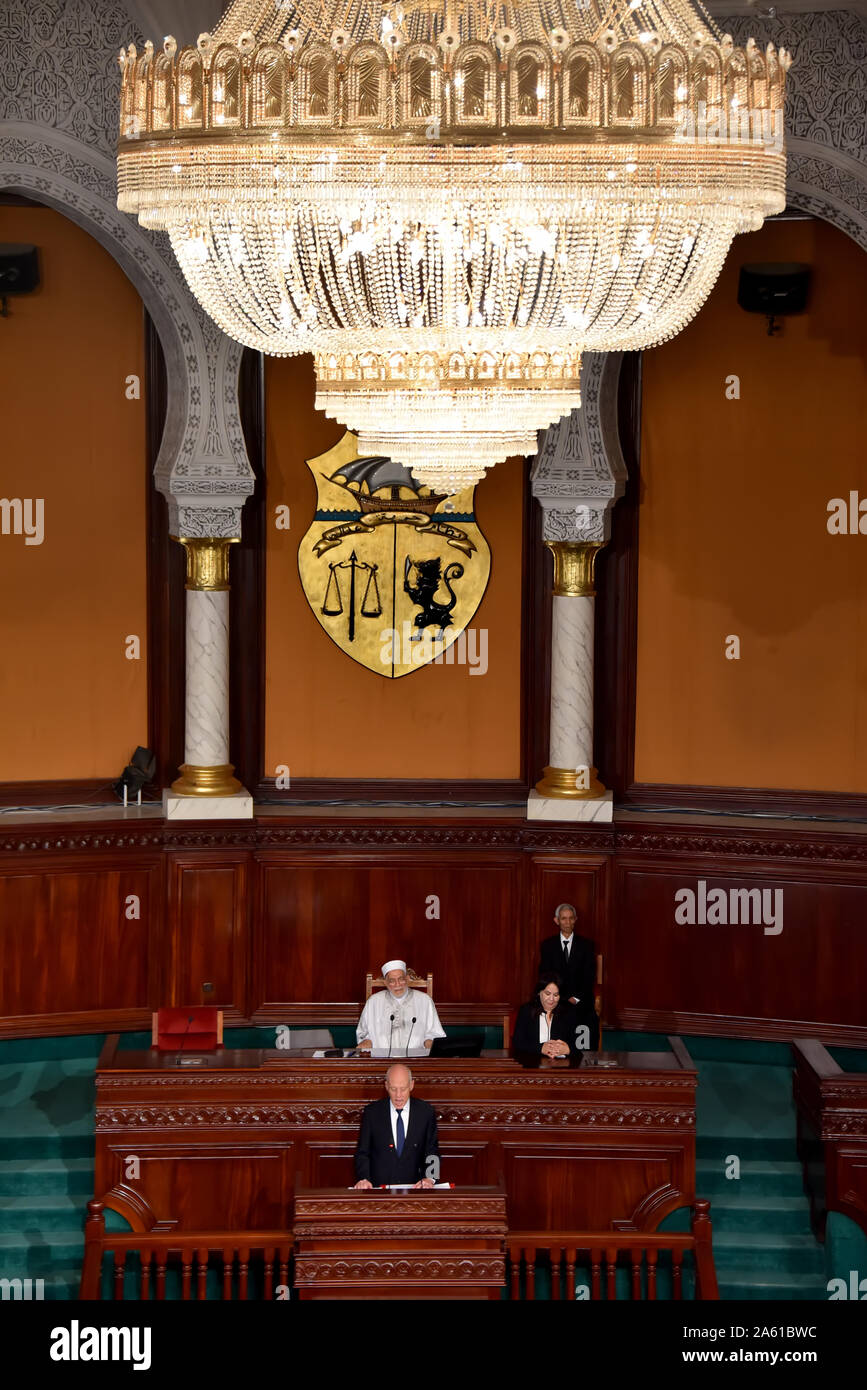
[298,433,491,678]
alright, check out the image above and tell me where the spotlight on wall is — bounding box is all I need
[738,262,810,336]
[0,244,40,317]
[113,746,157,806]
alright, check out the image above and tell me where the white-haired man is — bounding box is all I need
[538,903,598,1049]
[356,959,446,1054]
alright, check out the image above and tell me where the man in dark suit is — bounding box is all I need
[354,1064,440,1188]
[538,903,599,1049]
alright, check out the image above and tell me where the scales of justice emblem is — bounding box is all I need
[298,433,491,678]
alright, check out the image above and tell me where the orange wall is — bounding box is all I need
[264,355,524,779]
[0,206,147,782]
[635,218,867,791]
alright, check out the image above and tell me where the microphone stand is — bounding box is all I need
[386,1013,395,1058]
[405,1017,417,1056]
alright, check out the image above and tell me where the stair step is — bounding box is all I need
[713,1231,824,1274]
[0,1158,93,1196]
[705,1195,811,1235]
[697,1158,805,1196]
[717,1266,828,1300]
[0,1194,87,1232]
[0,1230,84,1275]
[0,1137,94,1161]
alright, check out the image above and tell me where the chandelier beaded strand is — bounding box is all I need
[117,0,788,492]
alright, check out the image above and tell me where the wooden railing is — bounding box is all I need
[79,1200,292,1300]
[507,1201,719,1300]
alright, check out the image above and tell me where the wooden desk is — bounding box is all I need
[93,1039,696,1234]
[793,1039,867,1240]
[293,1186,507,1299]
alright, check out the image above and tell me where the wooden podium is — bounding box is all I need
[293,1186,507,1299]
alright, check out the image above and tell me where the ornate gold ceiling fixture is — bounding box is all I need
[117,0,789,492]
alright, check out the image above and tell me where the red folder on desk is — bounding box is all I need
[152,1007,223,1051]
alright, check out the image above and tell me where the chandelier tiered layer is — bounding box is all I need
[117,0,789,490]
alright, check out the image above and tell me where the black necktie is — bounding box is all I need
[396,1111,405,1156]
[563,940,570,963]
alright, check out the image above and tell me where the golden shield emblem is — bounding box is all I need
[298,433,491,678]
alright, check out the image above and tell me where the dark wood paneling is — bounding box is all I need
[97,1142,292,1230]
[2,812,867,1046]
[594,351,642,799]
[0,857,162,1034]
[615,861,867,1042]
[526,853,610,997]
[252,852,526,1016]
[166,855,249,1016]
[93,1045,696,1234]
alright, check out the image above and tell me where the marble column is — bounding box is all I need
[532,541,609,812]
[165,537,253,818]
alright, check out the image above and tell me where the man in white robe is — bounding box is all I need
[356,960,446,1053]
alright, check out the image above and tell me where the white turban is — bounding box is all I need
[382,959,407,977]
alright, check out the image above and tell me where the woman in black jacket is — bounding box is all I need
[512,973,582,1058]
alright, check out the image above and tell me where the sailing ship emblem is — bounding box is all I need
[298,433,491,678]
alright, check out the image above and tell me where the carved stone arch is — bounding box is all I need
[785,143,867,257]
[0,123,253,536]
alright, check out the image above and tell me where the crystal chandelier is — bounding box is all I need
[117,0,788,492]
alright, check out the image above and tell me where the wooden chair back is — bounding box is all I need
[365,966,433,1000]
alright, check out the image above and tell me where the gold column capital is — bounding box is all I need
[545,541,605,597]
[173,536,239,591]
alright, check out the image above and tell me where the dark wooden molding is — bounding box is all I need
[6,812,867,859]
[594,351,642,800]
[618,782,867,821]
[230,348,266,792]
[251,777,530,803]
[0,778,130,808]
[617,1008,867,1051]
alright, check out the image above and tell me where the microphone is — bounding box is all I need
[176,1013,195,1064]
[387,1013,396,1058]
[405,1016,417,1056]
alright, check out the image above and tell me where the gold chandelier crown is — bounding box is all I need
[117,0,789,492]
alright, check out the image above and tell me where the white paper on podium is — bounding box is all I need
[370,1047,430,1059]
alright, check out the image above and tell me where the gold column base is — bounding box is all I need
[171,763,242,797]
[535,765,607,799]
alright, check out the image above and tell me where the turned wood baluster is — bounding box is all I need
[647,1248,658,1300]
[566,1248,576,1300]
[264,1246,275,1300]
[222,1248,233,1300]
[509,1249,520,1300]
[155,1247,167,1300]
[673,1248,683,1299]
[526,1249,536,1301]
[181,1250,192,1299]
[279,1245,290,1294]
[631,1250,642,1300]
[140,1249,151,1300]
[113,1251,125,1300]
[551,1246,562,1300]
[606,1247,617,1301]
[591,1247,601,1299]
[238,1246,250,1300]
[197,1248,208,1300]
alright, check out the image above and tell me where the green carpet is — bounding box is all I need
[0,1028,854,1301]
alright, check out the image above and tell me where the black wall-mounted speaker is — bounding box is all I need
[0,243,40,296]
[738,262,810,326]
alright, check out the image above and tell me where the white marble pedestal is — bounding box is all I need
[163,789,254,820]
[527,788,614,823]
